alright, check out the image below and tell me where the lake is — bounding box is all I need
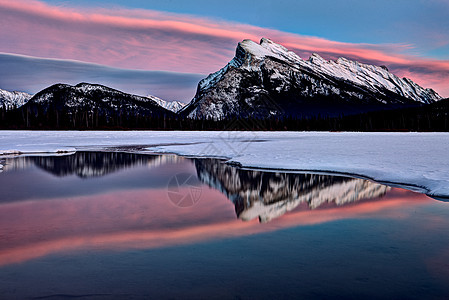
[1,152,449,299]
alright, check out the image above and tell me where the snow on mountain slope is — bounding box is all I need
[26,82,175,117]
[216,38,440,103]
[0,88,33,110]
[182,38,441,119]
[148,96,186,113]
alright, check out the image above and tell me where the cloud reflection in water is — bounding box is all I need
[0,152,431,266]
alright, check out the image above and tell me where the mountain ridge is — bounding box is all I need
[25,82,174,115]
[0,38,446,130]
[181,38,441,119]
[0,88,33,110]
[1,82,177,129]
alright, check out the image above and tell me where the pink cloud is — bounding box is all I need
[0,0,448,96]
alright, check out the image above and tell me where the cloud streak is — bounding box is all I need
[0,0,448,96]
[0,53,203,101]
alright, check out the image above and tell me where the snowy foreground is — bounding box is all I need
[1,131,448,197]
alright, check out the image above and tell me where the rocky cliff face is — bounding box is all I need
[181,38,441,119]
[195,159,390,223]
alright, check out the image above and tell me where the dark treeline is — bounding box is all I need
[330,98,449,131]
[1,99,448,131]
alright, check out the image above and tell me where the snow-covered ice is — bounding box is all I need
[1,131,448,197]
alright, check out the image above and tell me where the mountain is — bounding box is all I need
[181,38,441,119]
[195,159,390,223]
[0,88,32,110]
[25,82,174,115]
[7,82,177,128]
[148,95,186,113]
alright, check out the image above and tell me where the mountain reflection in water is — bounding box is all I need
[0,152,428,266]
[4,152,178,178]
[3,152,390,222]
[195,159,390,223]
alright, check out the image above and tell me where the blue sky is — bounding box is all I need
[40,0,449,59]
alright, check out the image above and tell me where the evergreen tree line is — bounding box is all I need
[0,99,448,131]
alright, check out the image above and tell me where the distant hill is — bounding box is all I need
[149,96,186,113]
[0,88,32,110]
[0,83,176,129]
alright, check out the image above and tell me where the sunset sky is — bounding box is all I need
[1,0,448,101]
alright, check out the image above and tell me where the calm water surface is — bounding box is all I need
[0,152,449,299]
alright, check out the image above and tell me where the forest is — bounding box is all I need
[1,98,448,131]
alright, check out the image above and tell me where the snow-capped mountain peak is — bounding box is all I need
[146,96,186,113]
[0,88,33,110]
[308,53,327,64]
[24,82,176,119]
[236,38,303,66]
[182,38,441,119]
[238,38,440,104]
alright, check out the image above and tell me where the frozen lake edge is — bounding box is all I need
[1,130,448,198]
